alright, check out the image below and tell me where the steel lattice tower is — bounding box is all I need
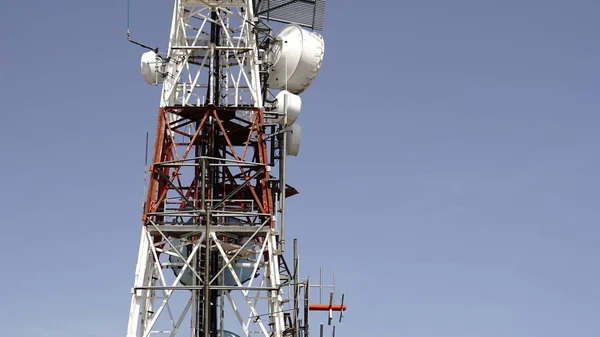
[126,1,344,337]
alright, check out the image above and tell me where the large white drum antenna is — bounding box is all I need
[267,24,325,94]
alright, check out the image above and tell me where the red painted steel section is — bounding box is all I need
[143,106,274,232]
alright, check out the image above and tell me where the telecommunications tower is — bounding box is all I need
[125,1,346,337]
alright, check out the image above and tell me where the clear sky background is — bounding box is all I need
[1,0,598,336]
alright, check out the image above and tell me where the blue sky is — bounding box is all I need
[1,0,599,336]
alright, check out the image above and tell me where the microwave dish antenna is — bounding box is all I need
[266,24,325,94]
[140,50,165,85]
[274,90,302,125]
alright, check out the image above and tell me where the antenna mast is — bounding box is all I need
[126,1,344,337]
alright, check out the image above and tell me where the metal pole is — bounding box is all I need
[204,116,213,337]
[208,44,215,105]
[304,278,310,337]
[220,290,224,337]
[198,157,206,337]
[280,93,288,251]
[293,239,299,336]
[204,209,211,337]
[201,158,206,211]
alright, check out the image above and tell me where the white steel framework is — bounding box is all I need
[126,1,343,337]
[127,2,292,337]
[160,0,263,108]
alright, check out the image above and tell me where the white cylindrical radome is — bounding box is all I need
[286,123,302,156]
[275,90,302,126]
[266,24,325,94]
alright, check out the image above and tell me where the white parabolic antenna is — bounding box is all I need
[140,50,164,85]
[267,24,325,94]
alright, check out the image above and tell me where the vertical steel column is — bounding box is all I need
[293,239,299,337]
[280,94,288,251]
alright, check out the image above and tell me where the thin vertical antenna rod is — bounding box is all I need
[126,0,131,38]
[125,0,157,51]
[319,268,323,303]
[328,291,333,325]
